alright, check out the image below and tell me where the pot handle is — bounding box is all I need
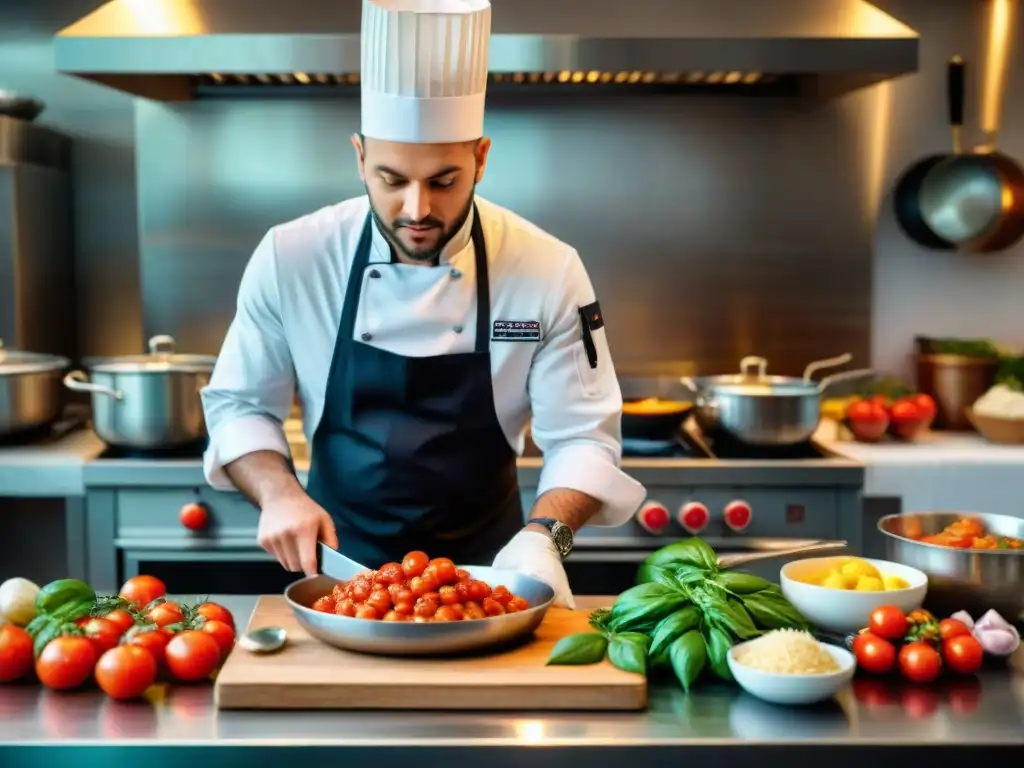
[815,368,875,393]
[739,356,768,378]
[802,353,853,382]
[64,371,123,401]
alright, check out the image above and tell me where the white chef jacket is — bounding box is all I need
[201,195,646,527]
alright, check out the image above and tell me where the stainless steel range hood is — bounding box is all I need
[54,0,918,100]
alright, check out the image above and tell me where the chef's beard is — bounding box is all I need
[367,186,476,265]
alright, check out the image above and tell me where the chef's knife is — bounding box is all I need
[317,541,369,581]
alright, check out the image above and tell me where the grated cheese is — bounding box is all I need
[732,629,841,675]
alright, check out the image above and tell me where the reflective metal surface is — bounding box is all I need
[0,369,67,437]
[64,337,213,450]
[685,357,874,446]
[286,569,555,656]
[879,511,1024,620]
[131,91,879,376]
[318,542,369,581]
[0,596,1022,752]
[53,0,919,101]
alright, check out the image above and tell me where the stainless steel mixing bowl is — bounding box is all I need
[285,565,556,656]
[878,511,1024,620]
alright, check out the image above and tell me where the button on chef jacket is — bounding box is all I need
[201,195,646,527]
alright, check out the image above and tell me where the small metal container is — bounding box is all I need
[285,566,555,657]
[878,511,1024,620]
[0,339,70,437]
[64,335,216,450]
[916,354,999,430]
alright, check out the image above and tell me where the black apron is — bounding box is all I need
[305,204,525,567]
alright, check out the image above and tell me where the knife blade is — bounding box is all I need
[318,541,370,581]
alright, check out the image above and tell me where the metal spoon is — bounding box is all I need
[238,626,288,654]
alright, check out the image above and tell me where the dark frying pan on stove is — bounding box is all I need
[619,370,695,442]
[622,400,694,442]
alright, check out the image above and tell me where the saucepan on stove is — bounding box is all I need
[0,338,71,439]
[682,354,874,446]
[64,335,217,451]
[619,371,695,442]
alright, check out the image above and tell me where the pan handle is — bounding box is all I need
[816,368,875,393]
[718,540,848,569]
[979,0,1016,151]
[739,356,768,379]
[802,353,852,382]
[948,55,965,154]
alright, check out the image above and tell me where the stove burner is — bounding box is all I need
[621,425,830,461]
[99,441,207,460]
[620,437,696,458]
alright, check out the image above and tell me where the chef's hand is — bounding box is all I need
[257,493,338,577]
[492,530,576,609]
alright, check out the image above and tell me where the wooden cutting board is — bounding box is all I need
[214,596,646,711]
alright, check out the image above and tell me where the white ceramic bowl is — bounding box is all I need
[727,639,856,706]
[780,556,928,634]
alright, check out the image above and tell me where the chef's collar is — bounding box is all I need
[369,204,475,267]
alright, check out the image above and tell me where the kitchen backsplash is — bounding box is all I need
[0,0,1021,381]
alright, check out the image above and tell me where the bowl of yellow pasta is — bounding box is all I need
[780,556,928,633]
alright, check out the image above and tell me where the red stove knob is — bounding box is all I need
[637,501,671,535]
[723,499,752,532]
[678,502,710,534]
[179,501,209,531]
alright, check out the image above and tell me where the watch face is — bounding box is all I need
[551,522,574,557]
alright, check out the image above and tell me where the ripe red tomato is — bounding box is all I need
[178,502,208,531]
[95,645,158,700]
[911,393,937,426]
[938,618,972,640]
[126,628,172,666]
[868,606,909,641]
[942,634,984,675]
[83,617,122,656]
[0,625,34,683]
[119,575,167,611]
[376,562,405,585]
[889,399,925,439]
[898,641,942,683]
[428,558,457,586]
[164,630,221,682]
[196,602,235,630]
[200,620,236,660]
[36,636,97,691]
[853,632,897,675]
[401,550,429,579]
[103,609,137,635]
[146,602,184,628]
[847,399,889,442]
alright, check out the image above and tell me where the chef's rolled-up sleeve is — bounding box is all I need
[201,229,295,491]
[527,250,647,526]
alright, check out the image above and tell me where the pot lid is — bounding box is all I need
[693,356,819,396]
[86,335,217,374]
[0,338,71,375]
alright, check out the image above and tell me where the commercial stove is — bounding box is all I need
[80,422,866,596]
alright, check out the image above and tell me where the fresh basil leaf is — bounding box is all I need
[648,605,702,664]
[742,589,810,631]
[608,632,650,676]
[702,624,735,681]
[546,632,609,666]
[712,598,761,641]
[714,570,774,595]
[607,583,688,633]
[669,629,708,692]
[645,538,719,574]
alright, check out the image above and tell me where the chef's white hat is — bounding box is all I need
[360,0,492,144]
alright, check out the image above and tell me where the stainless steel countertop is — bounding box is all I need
[0,595,1022,751]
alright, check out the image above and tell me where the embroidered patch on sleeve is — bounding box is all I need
[491,320,542,342]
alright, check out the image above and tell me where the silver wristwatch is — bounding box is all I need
[529,517,574,559]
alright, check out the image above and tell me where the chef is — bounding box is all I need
[200,0,646,609]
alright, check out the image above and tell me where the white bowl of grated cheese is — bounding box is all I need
[727,630,856,706]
